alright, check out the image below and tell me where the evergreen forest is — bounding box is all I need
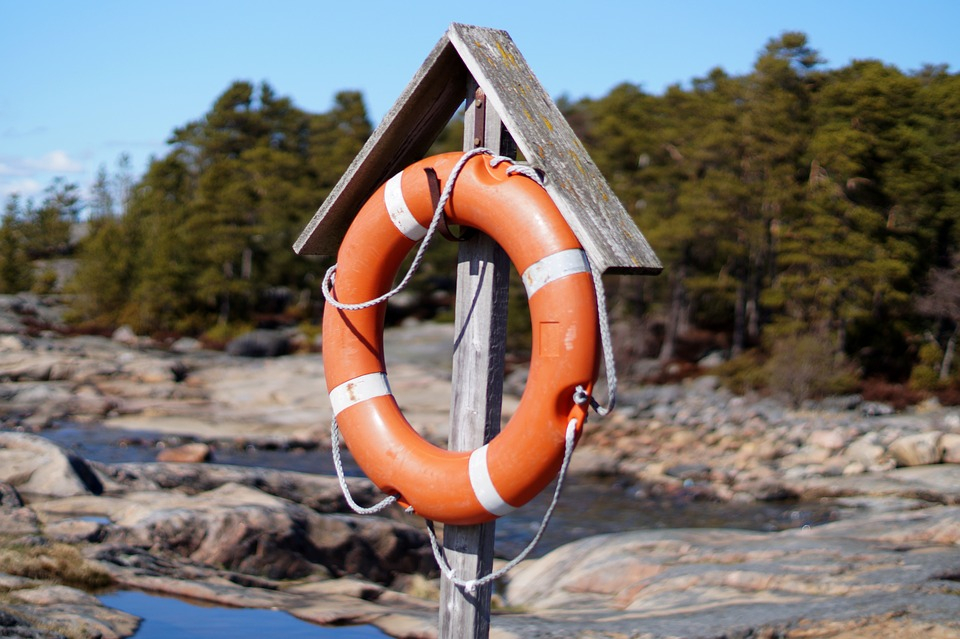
[3,33,960,402]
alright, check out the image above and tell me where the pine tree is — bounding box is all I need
[22,178,80,259]
[68,81,373,334]
[0,196,34,293]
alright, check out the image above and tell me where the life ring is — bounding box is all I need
[323,151,599,525]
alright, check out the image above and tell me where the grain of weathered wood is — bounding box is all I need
[446,23,660,275]
[293,33,468,256]
[297,21,662,639]
[438,80,509,639]
[294,23,661,276]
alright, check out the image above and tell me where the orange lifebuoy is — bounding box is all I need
[323,151,599,525]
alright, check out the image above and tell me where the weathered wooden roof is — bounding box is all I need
[294,23,661,275]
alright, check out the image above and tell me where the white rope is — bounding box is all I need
[425,417,579,595]
[330,415,398,515]
[322,149,539,311]
[575,268,617,416]
[489,156,545,186]
[323,150,618,590]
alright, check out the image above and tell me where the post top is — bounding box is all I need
[294,23,661,275]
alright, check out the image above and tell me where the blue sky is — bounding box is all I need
[2,0,958,203]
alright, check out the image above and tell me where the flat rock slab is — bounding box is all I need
[0,581,140,639]
[87,548,441,639]
[101,414,313,440]
[499,505,960,638]
[797,464,960,504]
[0,432,103,498]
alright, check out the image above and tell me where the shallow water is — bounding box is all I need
[46,421,839,558]
[52,420,837,638]
[496,477,837,557]
[98,590,388,638]
[47,421,348,475]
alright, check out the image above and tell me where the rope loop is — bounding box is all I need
[572,385,590,406]
[489,155,545,187]
[587,268,617,416]
[324,149,621,588]
[567,264,617,417]
[425,417,578,593]
[321,148,544,312]
[330,415,398,515]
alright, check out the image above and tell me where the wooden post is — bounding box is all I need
[439,80,514,638]
[294,24,661,278]
[293,22,662,639]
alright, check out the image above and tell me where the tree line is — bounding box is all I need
[3,83,372,336]
[568,33,960,394]
[2,32,959,394]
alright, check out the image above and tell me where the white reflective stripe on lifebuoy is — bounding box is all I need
[520,248,591,297]
[384,173,427,241]
[468,445,516,517]
[329,372,392,416]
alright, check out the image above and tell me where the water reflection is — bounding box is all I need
[99,590,388,639]
[495,477,837,558]
[46,421,839,560]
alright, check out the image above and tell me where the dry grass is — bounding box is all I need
[395,573,440,601]
[0,538,113,591]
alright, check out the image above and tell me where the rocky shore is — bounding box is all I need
[1,294,959,638]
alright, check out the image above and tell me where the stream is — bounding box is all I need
[98,590,389,638]
[40,412,839,639]
[45,420,839,558]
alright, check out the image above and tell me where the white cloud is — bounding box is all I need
[0,150,86,176]
[0,177,43,199]
[0,158,27,176]
[0,150,89,200]
[26,150,85,173]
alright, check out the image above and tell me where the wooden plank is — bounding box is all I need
[439,81,510,639]
[447,23,662,275]
[295,24,661,275]
[293,33,469,256]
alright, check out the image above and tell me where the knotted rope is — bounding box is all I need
[324,149,620,587]
[425,417,578,594]
[322,148,538,312]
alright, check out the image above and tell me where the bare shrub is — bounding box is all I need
[765,333,859,406]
